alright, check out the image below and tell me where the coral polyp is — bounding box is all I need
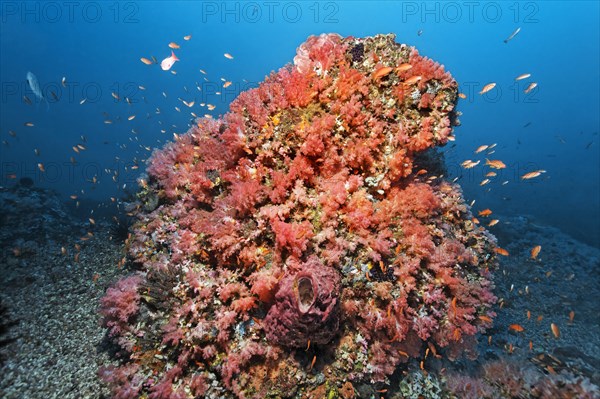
[100,33,498,398]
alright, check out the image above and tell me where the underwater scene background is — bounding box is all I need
[0,1,599,398]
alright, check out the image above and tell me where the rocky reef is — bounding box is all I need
[99,34,498,398]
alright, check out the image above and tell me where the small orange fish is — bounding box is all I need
[396,63,412,72]
[183,35,192,40]
[509,324,524,332]
[309,355,316,370]
[168,42,180,49]
[494,247,509,256]
[527,310,531,320]
[478,315,493,323]
[485,158,506,169]
[479,83,496,95]
[140,57,153,65]
[524,82,537,93]
[521,170,546,180]
[223,81,232,88]
[458,92,467,99]
[38,163,45,172]
[488,219,499,227]
[478,209,493,217]
[569,311,575,324]
[404,75,422,85]
[480,178,491,186]
[160,51,179,71]
[551,323,560,338]
[224,53,234,59]
[89,218,95,225]
[461,159,480,169]
[372,66,393,80]
[529,340,533,351]
[530,245,541,259]
[475,145,489,154]
[128,115,136,121]
[486,172,497,177]
[453,328,461,341]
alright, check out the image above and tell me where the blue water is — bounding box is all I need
[1,1,598,246]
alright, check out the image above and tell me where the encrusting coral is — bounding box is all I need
[99,33,498,398]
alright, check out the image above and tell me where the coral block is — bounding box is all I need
[100,34,498,398]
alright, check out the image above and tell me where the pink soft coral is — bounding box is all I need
[100,34,497,399]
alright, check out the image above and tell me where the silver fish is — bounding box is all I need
[504,27,521,44]
[26,71,49,110]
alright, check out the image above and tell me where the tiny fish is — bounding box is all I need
[396,63,412,72]
[26,71,49,110]
[488,219,499,227]
[128,115,136,121]
[486,158,506,169]
[504,27,521,43]
[140,57,153,65]
[524,82,537,93]
[24,122,34,127]
[521,170,546,180]
[494,247,509,256]
[480,178,490,186]
[372,66,393,80]
[161,51,179,71]
[475,145,489,154]
[551,323,560,338]
[38,163,45,172]
[515,73,531,81]
[478,315,493,323]
[509,324,524,332]
[184,34,192,40]
[486,172,497,177]
[224,53,234,59]
[530,245,541,259]
[458,92,467,99]
[168,42,180,49]
[61,76,67,87]
[223,81,232,88]
[479,83,496,95]
[404,75,422,85]
[478,209,492,217]
[461,159,480,169]
[569,311,575,324]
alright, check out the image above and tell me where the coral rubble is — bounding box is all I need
[100,34,498,398]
